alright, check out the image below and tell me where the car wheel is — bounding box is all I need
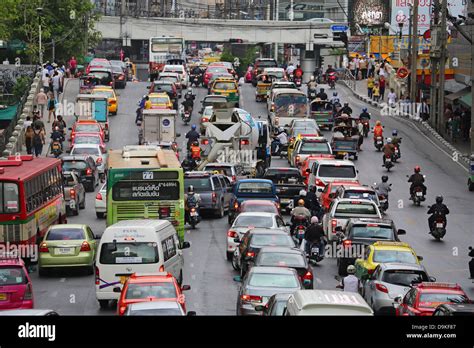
[216,202,224,218]
[96,212,105,219]
[98,300,109,309]
[226,251,233,262]
[79,197,85,209]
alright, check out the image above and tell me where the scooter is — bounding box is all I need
[393,144,401,162]
[294,77,302,88]
[187,204,201,229]
[182,110,191,125]
[279,143,288,159]
[308,88,317,101]
[51,140,62,158]
[190,74,201,87]
[429,211,447,241]
[361,120,370,137]
[291,215,308,247]
[305,240,324,264]
[328,73,337,89]
[410,186,426,206]
[383,154,394,172]
[374,136,384,151]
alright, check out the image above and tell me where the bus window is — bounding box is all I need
[0,183,19,213]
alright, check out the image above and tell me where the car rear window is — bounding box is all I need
[234,215,273,228]
[250,234,294,247]
[204,166,233,177]
[275,94,307,107]
[76,124,100,133]
[258,252,305,268]
[318,165,356,178]
[248,273,298,288]
[300,142,331,154]
[351,225,393,240]
[335,202,377,216]
[241,204,278,214]
[419,293,469,308]
[152,84,173,93]
[257,60,278,68]
[71,147,100,156]
[213,81,236,90]
[382,270,429,287]
[62,161,87,171]
[125,282,177,299]
[208,67,227,74]
[128,308,182,316]
[237,182,273,194]
[184,178,212,192]
[73,136,101,145]
[0,266,27,285]
[46,228,85,240]
[264,171,303,183]
[92,90,114,98]
[150,96,169,104]
[343,190,377,202]
[159,76,178,83]
[372,250,418,264]
[99,242,159,264]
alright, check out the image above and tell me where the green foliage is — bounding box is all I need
[220,48,235,63]
[12,76,31,100]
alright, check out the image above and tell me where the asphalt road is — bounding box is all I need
[31,76,474,315]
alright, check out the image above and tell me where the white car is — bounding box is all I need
[95,182,106,218]
[70,144,108,178]
[162,65,188,88]
[203,162,243,184]
[307,159,359,196]
[226,212,289,261]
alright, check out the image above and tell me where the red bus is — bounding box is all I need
[0,155,66,247]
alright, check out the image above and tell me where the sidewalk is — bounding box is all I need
[340,78,471,166]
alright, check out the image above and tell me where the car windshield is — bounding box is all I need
[381,270,429,287]
[214,81,236,90]
[250,234,294,247]
[204,166,233,176]
[92,90,114,98]
[241,204,278,214]
[351,226,393,239]
[164,68,184,74]
[248,273,298,288]
[275,95,307,107]
[234,216,274,228]
[71,147,100,156]
[257,60,277,68]
[343,190,377,201]
[99,242,159,264]
[89,72,111,80]
[111,66,123,74]
[159,77,178,83]
[150,96,169,104]
[237,182,273,194]
[0,266,27,285]
[46,228,85,240]
[76,124,100,133]
[373,250,418,264]
[300,142,331,154]
[62,161,87,171]
[125,282,177,299]
[335,203,377,216]
[184,178,212,192]
[258,252,305,268]
[318,165,356,178]
[419,293,470,307]
[208,67,227,74]
[128,308,182,316]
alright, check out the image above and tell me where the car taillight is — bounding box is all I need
[23,283,33,300]
[343,240,351,248]
[303,271,313,281]
[95,266,100,285]
[119,306,127,315]
[375,283,388,293]
[227,230,237,238]
[160,207,170,218]
[271,103,275,112]
[190,207,196,213]
[212,192,217,203]
[80,241,91,252]
[295,156,300,165]
[118,75,124,80]
[240,139,249,146]
[96,192,102,200]
[246,251,255,258]
[315,179,325,187]
[241,294,262,303]
[232,175,236,182]
[201,139,209,145]
[109,82,113,86]
[39,242,49,253]
[109,100,116,104]
[233,201,239,210]
[70,188,76,199]
[71,134,75,140]
[86,168,92,175]
[331,219,337,234]
[367,268,375,275]
[202,117,209,122]
[96,157,102,165]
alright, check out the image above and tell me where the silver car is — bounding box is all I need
[70,144,108,178]
[124,301,196,316]
[363,262,435,315]
[235,266,303,316]
[95,182,107,219]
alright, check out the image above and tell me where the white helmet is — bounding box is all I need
[310,76,315,81]
[386,137,392,144]
[311,216,319,224]
[347,265,356,274]
[299,189,307,197]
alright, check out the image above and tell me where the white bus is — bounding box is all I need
[149,36,185,81]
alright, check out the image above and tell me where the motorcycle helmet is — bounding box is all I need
[310,76,315,81]
[333,92,338,96]
[347,265,356,274]
[311,216,319,224]
[299,189,307,197]
[435,195,443,204]
[320,88,325,92]
[414,166,421,173]
[392,129,398,136]
[187,87,192,93]
[362,108,367,113]
[344,102,349,107]
[192,140,199,146]
[376,120,381,126]
[188,185,194,193]
[298,199,305,206]
[386,137,392,144]
[381,175,388,183]
[191,124,197,130]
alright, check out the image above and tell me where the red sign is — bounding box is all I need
[397,67,409,79]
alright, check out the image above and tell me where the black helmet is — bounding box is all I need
[188,185,194,193]
[381,175,388,183]
[435,196,443,204]
[320,88,325,92]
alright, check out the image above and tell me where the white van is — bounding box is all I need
[307,159,359,197]
[95,219,190,308]
[284,290,373,316]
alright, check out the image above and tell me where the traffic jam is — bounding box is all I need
[0,42,473,319]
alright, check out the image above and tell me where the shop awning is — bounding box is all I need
[444,79,469,93]
[445,87,471,103]
[0,105,18,121]
[459,92,472,108]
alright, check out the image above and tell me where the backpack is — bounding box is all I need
[33,130,42,146]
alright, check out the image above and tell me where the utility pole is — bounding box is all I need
[471,19,474,157]
[274,0,279,61]
[436,0,448,134]
[409,0,419,105]
[429,0,440,125]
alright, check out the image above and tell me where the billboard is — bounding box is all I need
[350,0,391,27]
[391,0,468,35]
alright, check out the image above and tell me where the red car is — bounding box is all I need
[116,272,190,316]
[203,65,228,87]
[0,255,34,310]
[396,282,470,316]
[70,120,105,143]
[320,180,361,212]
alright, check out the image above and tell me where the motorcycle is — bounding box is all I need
[182,110,191,125]
[429,210,447,240]
[305,240,324,265]
[383,154,394,172]
[279,143,288,159]
[294,76,302,88]
[187,204,201,229]
[308,88,317,101]
[361,120,370,137]
[328,72,337,89]
[410,186,426,206]
[51,140,62,158]
[291,215,308,247]
[378,194,389,213]
[374,136,384,151]
[393,145,401,162]
[190,74,201,87]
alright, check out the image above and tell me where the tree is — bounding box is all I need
[220,48,235,63]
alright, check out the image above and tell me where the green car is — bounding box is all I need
[38,224,98,276]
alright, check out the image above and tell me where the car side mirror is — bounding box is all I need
[254,305,265,312]
[397,229,406,235]
[233,237,240,243]
[417,255,424,261]
[394,295,403,304]
[181,241,191,249]
[429,276,437,282]
[187,311,197,316]
[181,285,191,291]
[113,287,122,293]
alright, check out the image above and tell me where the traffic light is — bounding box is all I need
[320,56,325,67]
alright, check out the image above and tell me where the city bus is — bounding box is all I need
[106,146,185,240]
[0,155,66,249]
[149,36,186,81]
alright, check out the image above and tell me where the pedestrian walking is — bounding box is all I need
[368,55,376,76]
[25,126,34,155]
[359,57,368,79]
[349,59,356,78]
[372,83,380,102]
[379,76,386,101]
[35,88,48,118]
[47,91,56,123]
[52,71,61,101]
[23,116,32,130]
[387,88,397,107]
[354,55,360,80]
[418,98,430,121]
[367,75,374,98]
[32,125,45,157]
[42,73,51,94]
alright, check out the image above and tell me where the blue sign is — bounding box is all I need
[331,25,349,32]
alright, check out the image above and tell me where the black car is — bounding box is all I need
[433,303,474,316]
[335,218,406,276]
[263,167,306,213]
[111,65,127,89]
[235,228,295,278]
[88,68,114,88]
[255,293,292,316]
[61,155,99,192]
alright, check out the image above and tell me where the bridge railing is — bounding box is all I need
[337,67,356,91]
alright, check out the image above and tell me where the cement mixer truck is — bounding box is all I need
[197,102,271,177]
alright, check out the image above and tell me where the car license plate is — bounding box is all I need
[120,276,129,284]
[298,230,305,237]
[436,223,443,228]
[377,141,382,144]
[69,201,76,208]
[386,158,391,162]
[281,199,290,204]
[416,192,422,197]
[55,247,75,255]
[0,293,6,301]
[310,93,315,97]
[190,211,198,216]
[311,247,319,253]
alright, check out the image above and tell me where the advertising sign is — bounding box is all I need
[351,0,391,26]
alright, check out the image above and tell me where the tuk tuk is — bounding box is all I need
[468,154,474,191]
[331,116,360,160]
[139,109,180,148]
[75,94,110,142]
[255,73,273,102]
[310,99,334,129]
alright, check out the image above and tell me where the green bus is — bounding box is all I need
[106,146,185,240]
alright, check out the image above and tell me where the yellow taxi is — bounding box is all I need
[354,241,422,281]
[287,132,319,164]
[148,92,173,110]
[210,77,239,106]
[92,86,118,115]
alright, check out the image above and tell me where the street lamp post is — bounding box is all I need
[398,22,404,62]
[37,7,43,66]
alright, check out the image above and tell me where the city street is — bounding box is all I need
[31,76,474,315]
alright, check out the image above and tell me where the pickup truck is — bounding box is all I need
[262,167,306,214]
[62,171,86,216]
[228,179,280,224]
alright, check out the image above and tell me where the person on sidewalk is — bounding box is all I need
[69,56,77,77]
[47,91,56,123]
[372,83,380,102]
[42,74,51,94]
[367,75,374,99]
[348,59,356,78]
[359,56,367,79]
[379,76,386,101]
[33,115,45,132]
[368,55,376,76]
[35,88,48,118]
[23,116,32,130]
[418,98,430,121]
[25,126,34,155]
[52,71,61,101]
[354,55,360,80]
[32,125,45,157]
[387,88,397,108]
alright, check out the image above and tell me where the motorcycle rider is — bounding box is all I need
[408,166,427,198]
[374,175,391,199]
[316,88,328,101]
[340,102,353,115]
[336,265,360,292]
[303,216,326,257]
[272,127,288,155]
[373,120,384,145]
[51,126,65,150]
[294,64,304,80]
[382,137,395,164]
[306,186,323,220]
[181,96,194,115]
[191,65,202,79]
[184,185,201,223]
[181,154,197,172]
[290,199,311,234]
[52,115,66,134]
[326,64,336,76]
[190,140,201,160]
[427,196,449,233]
[330,92,340,105]
[307,76,318,97]
[391,129,402,157]
[359,108,371,120]
[286,62,296,77]
[185,124,200,150]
